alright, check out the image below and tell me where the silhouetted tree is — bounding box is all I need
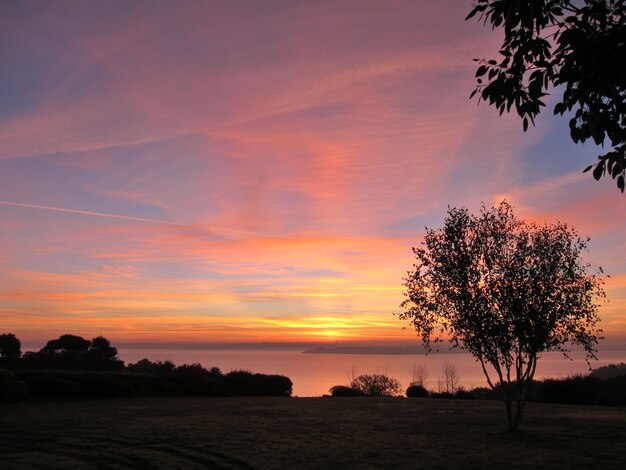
[467,0,626,191]
[0,333,21,359]
[350,374,401,397]
[443,363,460,395]
[42,334,90,355]
[89,336,119,360]
[398,202,604,431]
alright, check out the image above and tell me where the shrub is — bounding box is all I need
[350,374,401,397]
[539,375,599,405]
[406,384,429,398]
[329,385,366,397]
[126,358,176,374]
[225,370,293,396]
[170,363,211,395]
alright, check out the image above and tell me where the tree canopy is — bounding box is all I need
[467,0,626,191]
[398,202,605,431]
[89,336,119,360]
[42,334,91,354]
[0,333,21,359]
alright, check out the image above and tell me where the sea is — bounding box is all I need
[116,347,626,397]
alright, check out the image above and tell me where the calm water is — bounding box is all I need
[117,348,626,397]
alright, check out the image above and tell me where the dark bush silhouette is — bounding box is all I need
[126,358,176,374]
[534,374,626,407]
[170,363,213,395]
[329,385,366,397]
[225,370,293,396]
[3,341,293,401]
[406,384,429,398]
[539,375,599,405]
[350,374,401,397]
[0,333,21,359]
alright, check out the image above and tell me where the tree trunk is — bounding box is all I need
[504,386,526,432]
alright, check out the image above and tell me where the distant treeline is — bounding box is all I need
[403,375,626,407]
[330,363,626,407]
[0,333,292,402]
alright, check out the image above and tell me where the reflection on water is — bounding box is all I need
[118,348,626,397]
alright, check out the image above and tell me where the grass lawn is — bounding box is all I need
[1,397,625,469]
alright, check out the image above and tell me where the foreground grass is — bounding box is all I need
[1,397,625,469]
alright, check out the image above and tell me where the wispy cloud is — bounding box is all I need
[0,200,182,226]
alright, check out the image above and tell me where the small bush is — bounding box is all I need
[350,374,401,397]
[406,384,429,398]
[330,385,366,397]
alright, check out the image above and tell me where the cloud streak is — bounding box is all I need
[0,200,182,226]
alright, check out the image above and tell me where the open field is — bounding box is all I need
[1,397,626,469]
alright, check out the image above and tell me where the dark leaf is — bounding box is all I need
[592,162,604,181]
[465,8,479,21]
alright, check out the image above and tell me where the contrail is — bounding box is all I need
[0,200,182,226]
[0,200,291,239]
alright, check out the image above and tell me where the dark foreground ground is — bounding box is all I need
[1,397,625,469]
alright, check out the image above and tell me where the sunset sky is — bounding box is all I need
[1,0,625,347]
